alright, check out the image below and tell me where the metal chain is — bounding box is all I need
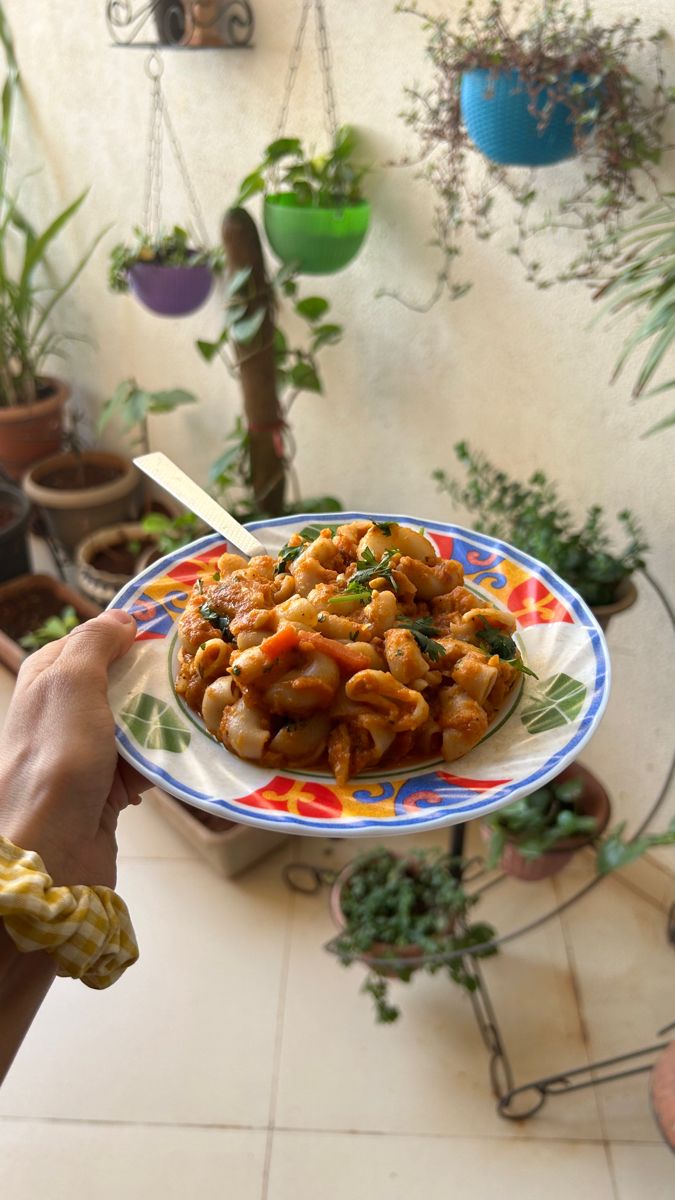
[314,0,339,140]
[141,50,210,247]
[143,53,164,239]
[162,101,210,246]
[274,0,312,142]
[274,0,339,145]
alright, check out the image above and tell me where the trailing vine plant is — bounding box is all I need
[387,0,674,309]
[197,209,344,519]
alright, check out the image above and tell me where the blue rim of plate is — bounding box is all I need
[107,511,611,836]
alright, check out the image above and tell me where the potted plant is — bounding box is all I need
[98,377,197,456]
[198,215,344,517]
[76,512,201,605]
[482,763,610,881]
[236,126,371,275]
[394,0,674,303]
[0,573,100,674]
[595,194,675,437]
[434,442,648,629]
[22,449,142,557]
[0,475,30,583]
[0,11,104,477]
[108,225,224,317]
[328,847,496,1023]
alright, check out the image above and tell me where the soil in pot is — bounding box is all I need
[89,536,156,576]
[0,485,31,583]
[37,461,124,490]
[0,574,100,673]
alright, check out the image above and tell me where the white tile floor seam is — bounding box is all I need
[261,888,297,1200]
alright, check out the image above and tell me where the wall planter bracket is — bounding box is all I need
[107,1,254,49]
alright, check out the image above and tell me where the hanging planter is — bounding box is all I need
[263,194,370,275]
[236,1,371,275]
[460,69,594,167]
[238,127,371,276]
[109,226,222,317]
[108,55,223,315]
[397,0,674,302]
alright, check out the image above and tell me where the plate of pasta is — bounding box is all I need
[107,512,610,836]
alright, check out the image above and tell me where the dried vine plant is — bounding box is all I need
[386,0,674,309]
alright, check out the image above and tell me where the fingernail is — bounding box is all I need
[106,609,135,625]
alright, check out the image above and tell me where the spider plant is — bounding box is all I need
[595,194,675,436]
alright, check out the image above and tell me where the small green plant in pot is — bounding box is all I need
[109,225,224,317]
[434,442,648,626]
[236,127,371,275]
[483,763,610,881]
[329,847,496,1023]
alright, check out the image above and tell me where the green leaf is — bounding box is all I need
[225,266,253,297]
[197,338,223,362]
[311,322,342,351]
[520,674,587,734]
[289,360,321,392]
[596,821,675,876]
[295,296,330,322]
[120,692,191,753]
[231,305,266,344]
[265,137,303,162]
[147,388,197,414]
[235,171,264,204]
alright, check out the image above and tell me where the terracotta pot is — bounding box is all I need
[22,451,142,556]
[650,1039,675,1151]
[330,857,455,980]
[0,483,31,583]
[483,762,611,882]
[76,522,155,605]
[0,377,68,480]
[0,573,100,674]
[591,578,638,632]
[187,0,225,46]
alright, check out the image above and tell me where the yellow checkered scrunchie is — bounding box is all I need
[0,836,138,989]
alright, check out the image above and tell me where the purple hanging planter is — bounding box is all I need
[128,261,214,317]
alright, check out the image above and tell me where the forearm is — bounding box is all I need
[0,922,56,1084]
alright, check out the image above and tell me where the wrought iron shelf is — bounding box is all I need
[109,41,253,49]
[106,1,254,50]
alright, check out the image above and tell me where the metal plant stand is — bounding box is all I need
[285,567,675,1122]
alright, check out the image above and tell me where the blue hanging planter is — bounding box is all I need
[460,68,593,167]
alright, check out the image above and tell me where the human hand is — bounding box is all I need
[0,610,145,889]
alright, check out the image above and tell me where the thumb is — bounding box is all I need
[57,609,137,679]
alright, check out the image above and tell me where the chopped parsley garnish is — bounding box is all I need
[212,570,221,581]
[328,547,399,608]
[373,520,392,535]
[351,547,399,591]
[275,540,305,574]
[476,618,538,678]
[328,586,371,607]
[199,600,234,642]
[396,616,445,662]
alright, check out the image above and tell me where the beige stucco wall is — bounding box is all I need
[3,0,674,598]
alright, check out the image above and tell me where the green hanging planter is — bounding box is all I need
[263,195,371,275]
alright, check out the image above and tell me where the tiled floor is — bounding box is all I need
[1,578,674,1197]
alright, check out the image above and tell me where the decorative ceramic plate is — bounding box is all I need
[107,512,610,837]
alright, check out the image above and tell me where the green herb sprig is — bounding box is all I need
[475,618,538,678]
[328,547,399,608]
[396,616,445,663]
[199,601,235,643]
